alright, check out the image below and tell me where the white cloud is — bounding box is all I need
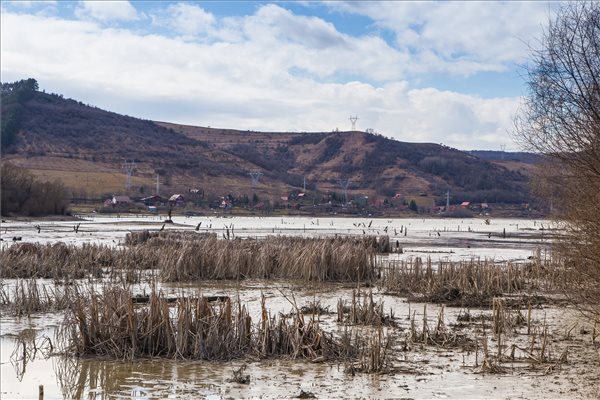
[7,1,56,8]
[327,1,552,75]
[1,6,523,150]
[151,3,215,37]
[75,0,138,22]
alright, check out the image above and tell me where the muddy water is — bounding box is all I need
[3,216,598,399]
[2,215,555,262]
[2,279,599,399]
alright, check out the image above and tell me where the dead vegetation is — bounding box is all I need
[381,256,562,307]
[158,236,376,282]
[407,304,476,349]
[2,229,591,386]
[337,290,395,326]
[0,242,109,279]
[59,287,389,369]
[1,235,377,283]
[0,279,86,316]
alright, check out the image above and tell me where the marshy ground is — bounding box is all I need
[0,215,598,399]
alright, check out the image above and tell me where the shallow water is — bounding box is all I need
[2,278,599,399]
[1,215,555,262]
[3,216,597,399]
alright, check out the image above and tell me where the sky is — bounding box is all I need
[1,1,560,150]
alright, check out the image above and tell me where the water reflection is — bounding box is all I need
[10,328,53,381]
[54,356,225,399]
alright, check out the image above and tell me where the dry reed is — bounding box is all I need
[0,279,85,316]
[408,304,475,349]
[60,288,356,362]
[337,290,395,326]
[0,243,110,279]
[157,236,376,282]
[1,235,377,283]
[381,256,562,306]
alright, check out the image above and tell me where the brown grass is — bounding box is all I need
[337,290,395,326]
[60,287,373,363]
[0,279,86,316]
[380,256,562,306]
[156,235,376,282]
[2,235,377,283]
[0,243,110,279]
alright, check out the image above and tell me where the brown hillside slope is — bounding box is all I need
[160,122,531,203]
[2,87,531,204]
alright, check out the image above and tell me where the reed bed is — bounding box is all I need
[408,304,475,349]
[124,230,216,246]
[337,290,395,326]
[0,243,111,279]
[157,236,376,282]
[0,279,86,316]
[1,235,377,283]
[342,325,393,374]
[60,288,370,362]
[381,256,561,305]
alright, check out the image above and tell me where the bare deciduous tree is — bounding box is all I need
[515,1,600,319]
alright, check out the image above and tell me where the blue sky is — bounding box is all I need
[1,1,559,150]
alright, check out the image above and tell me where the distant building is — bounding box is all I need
[460,201,470,208]
[141,195,164,206]
[220,198,232,209]
[168,194,185,206]
[112,195,131,206]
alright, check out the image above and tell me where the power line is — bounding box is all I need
[122,160,136,192]
[348,115,359,131]
[339,179,351,204]
[248,171,263,186]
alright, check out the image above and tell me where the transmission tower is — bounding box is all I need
[339,179,351,204]
[349,115,359,131]
[248,171,263,186]
[500,144,507,160]
[122,160,136,191]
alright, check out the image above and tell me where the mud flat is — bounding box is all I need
[1,220,598,399]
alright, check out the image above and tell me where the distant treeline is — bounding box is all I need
[1,163,70,216]
[1,78,38,150]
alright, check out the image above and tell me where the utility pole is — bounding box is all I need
[156,174,160,195]
[303,176,306,192]
[446,190,450,210]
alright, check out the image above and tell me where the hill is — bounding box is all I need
[1,79,534,208]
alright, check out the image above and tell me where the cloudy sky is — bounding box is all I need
[1,1,558,150]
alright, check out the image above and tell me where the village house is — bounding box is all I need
[140,195,165,207]
[168,194,185,207]
[112,195,131,207]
